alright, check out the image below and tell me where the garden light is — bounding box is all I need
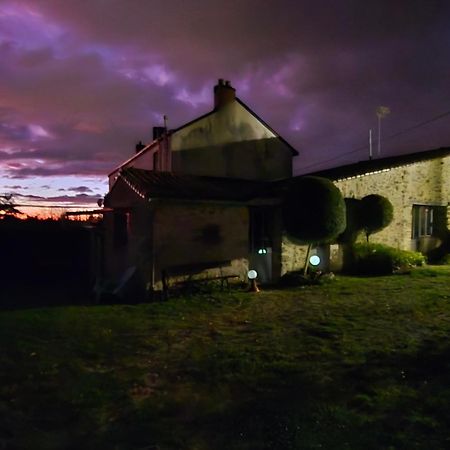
[247,269,258,280]
[247,269,260,292]
[309,255,321,266]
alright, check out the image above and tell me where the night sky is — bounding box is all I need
[1,0,449,213]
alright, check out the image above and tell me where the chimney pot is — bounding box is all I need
[153,126,166,140]
[135,140,145,153]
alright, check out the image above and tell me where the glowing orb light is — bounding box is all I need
[309,255,321,266]
[247,269,258,280]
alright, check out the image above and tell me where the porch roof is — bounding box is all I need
[116,167,279,202]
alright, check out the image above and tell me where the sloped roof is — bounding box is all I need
[309,146,450,180]
[108,96,298,177]
[114,167,277,202]
[108,139,159,177]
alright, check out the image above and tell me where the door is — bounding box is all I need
[249,207,274,284]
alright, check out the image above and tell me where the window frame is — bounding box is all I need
[412,204,434,239]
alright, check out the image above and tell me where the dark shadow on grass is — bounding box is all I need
[94,368,376,449]
[90,339,450,450]
[2,341,450,449]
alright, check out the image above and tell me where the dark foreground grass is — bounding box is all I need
[1,266,450,449]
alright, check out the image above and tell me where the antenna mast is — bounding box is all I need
[376,106,391,157]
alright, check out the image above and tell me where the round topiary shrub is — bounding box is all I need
[282,176,346,244]
[360,194,394,241]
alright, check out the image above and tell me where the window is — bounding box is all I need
[413,204,447,239]
[412,205,434,238]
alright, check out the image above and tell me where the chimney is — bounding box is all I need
[135,141,146,153]
[214,78,236,109]
[153,126,166,140]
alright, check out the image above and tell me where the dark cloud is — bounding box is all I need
[45,193,101,204]
[3,185,26,190]
[14,192,101,205]
[70,186,93,193]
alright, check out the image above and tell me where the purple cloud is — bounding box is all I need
[0,0,449,200]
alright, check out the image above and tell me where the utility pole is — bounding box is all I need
[369,129,373,160]
[376,106,390,157]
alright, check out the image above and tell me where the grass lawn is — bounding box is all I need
[1,266,450,449]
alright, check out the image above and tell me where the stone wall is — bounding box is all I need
[281,238,337,275]
[281,235,309,275]
[152,201,249,288]
[334,155,449,250]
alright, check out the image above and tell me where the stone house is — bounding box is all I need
[104,80,298,289]
[104,78,449,291]
[311,147,450,262]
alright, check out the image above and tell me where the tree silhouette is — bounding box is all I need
[0,194,22,217]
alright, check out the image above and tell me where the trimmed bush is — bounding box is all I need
[282,176,346,243]
[360,194,394,241]
[348,243,425,275]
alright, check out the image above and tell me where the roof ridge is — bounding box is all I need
[308,146,450,180]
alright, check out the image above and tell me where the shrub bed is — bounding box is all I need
[347,243,425,275]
